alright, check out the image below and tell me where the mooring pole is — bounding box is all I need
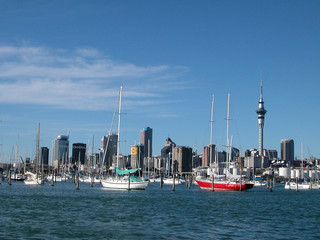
[172,174,175,191]
[128,172,131,191]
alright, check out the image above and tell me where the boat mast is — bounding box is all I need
[36,123,40,176]
[301,142,303,180]
[226,94,230,174]
[116,86,123,169]
[210,95,214,168]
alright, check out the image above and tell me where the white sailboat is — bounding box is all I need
[284,181,318,190]
[24,171,41,185]
[100,87,148,190]
[24,123,42,185]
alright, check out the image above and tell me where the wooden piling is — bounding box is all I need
[172,174,175,191]
[128,173,131,191]
[51,171,54,187]
[75,171,80,190]
[90,173,94,188]
[8,170,11,186]
[212,176,214,191]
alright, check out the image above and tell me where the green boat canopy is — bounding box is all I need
[115,168,140,175]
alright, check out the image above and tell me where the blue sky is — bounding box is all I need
[0,0,319,162]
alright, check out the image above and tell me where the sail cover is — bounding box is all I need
[115,168,140,175]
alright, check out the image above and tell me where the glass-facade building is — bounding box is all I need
[140,127,152,160]
[72,143,87,164]
[52,135,69,165]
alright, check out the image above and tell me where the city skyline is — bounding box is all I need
[0,1,319,162]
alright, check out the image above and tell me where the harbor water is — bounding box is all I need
[1,181,320,239]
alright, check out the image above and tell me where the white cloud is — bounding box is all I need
[0,45,189,111]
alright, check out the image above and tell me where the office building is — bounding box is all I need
[52,135,69,167]
[172,146,192,174]
[140,126,152,160]
[40,147,49,165]
[100,133,118,168]
[72,143,87,164]
[202,144,216,167]
[131,144,143,169]
[281,139,294,161]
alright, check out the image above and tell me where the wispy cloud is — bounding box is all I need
[0,45,189,111]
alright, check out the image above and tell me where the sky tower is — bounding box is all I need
[256,79,267,156]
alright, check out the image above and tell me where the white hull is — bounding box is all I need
[47,176,68,182]
[24,179,42,185]
[24,172,42,185]
[285,182,319,190]
[162,178,185,185]
[100,178,148,190]
[254,181,267,187]
[80,177,101,183]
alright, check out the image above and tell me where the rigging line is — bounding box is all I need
[101,89,119,169]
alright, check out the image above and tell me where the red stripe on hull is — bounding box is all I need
[196,180,254,191]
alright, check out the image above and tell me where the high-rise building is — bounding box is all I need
[130,144,143,169]
[161,137,176,157]
[140,127,152,160]
[161,137,176,173]
[72,143,87,164]
[281,139,294,161]
[256,79,267,156]
[99,133,118,168]
[41,147,49,165]
[202,144,216,167]
[264,149,278,160]
[172,146,192,174]
[52,135,69,167]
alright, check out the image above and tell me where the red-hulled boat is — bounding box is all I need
[196,179,254,191]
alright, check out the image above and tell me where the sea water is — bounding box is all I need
[1,181,320,239]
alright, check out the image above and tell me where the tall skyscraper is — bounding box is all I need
[72,143,87,164]
[41,147,49,165]
[140,127,152,160]
[256,79,267,156]
[281,139,294,161]
[52,135,69,166]
[99,133,118,168]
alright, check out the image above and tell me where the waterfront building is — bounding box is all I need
[72,143,86,165]
[52,135,69,168]
[40,147,49,165]
[244,156,263,169]
[244,148,269,169]
[192,151,202,168]
[202,144,216,167]
[231,147,240,161]
[281,139,294,161]
[172,146,192,174]
[161,137,176,173]
[161,137,176,157]
[264,149,278,161]
[99,133,118,168]
[131,144,143,169]
[88,153,99,167]
[140,127,152,161]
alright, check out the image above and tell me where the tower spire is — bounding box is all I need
[260,72,263,100]
[256,76,267,157]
